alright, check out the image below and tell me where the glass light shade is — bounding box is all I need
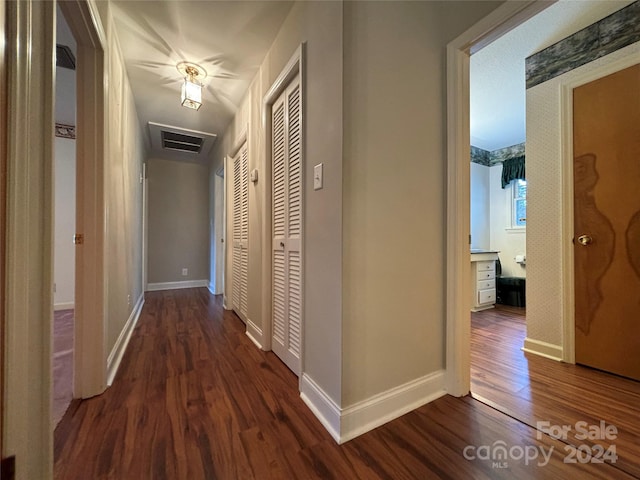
[181,78,202,110]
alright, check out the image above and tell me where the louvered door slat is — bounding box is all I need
[273,102,286,239]
[287,85,301,238]
[232,155,242,312]
[273,250,286,344]
[232,142,249,321]
[241,146,249,242]
[239,144,249,317]
[272,96,287,352]
[288,251,301,357]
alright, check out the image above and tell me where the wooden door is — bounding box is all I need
[272,75,302,376]
[231,143,248,321]
[573,63,640,380]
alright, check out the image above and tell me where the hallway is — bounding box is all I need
[55,288,635,479]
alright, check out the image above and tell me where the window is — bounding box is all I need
[513,179,527,227]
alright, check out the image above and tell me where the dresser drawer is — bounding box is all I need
[477,279,495,290]
[478,288,496,305]
[477,270,495,281]
[476,261,495,273]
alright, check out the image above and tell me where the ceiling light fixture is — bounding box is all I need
[177,61,207,111]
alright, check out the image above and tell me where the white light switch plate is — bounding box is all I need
[314,163,323,190]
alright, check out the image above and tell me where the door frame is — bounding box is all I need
[559,54,640,365]
[4,0,56,476]
[261,44,305,360]
[0,0,7,460]
[445,0,554,396]
[58,0,108,399]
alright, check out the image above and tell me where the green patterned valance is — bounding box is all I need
[501,156,525,188]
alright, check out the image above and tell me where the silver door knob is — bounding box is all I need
[577,234,593,246]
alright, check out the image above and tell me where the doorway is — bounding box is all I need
[448,1,640,476]
[213,165,225,295]
[53,4,77,427]
[448,0,640,397]
[58,0,107,401]
[467,0,531,406]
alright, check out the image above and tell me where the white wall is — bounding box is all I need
[526,40,640,350]
[53,137,76,309]
[489,165,526,277]
[470,162,490,250]
[100,2,146,360]
[147,158,209,285]
[342,0,503,407]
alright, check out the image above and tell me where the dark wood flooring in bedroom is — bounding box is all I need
[471,305,640,479]
[54,289,638,479]
[53,309,74,427]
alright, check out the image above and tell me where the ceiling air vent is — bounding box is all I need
[56,44,76,70]
[161,130,203,153]
[148,122,217,164]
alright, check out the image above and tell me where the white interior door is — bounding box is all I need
[272,75,302,376]
[232,142,248,321]
[214,167,225,294]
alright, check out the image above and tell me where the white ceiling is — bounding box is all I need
[470,0,634,152]
[110,0,293,156]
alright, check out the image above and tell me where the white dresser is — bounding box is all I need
[470,251,499,312]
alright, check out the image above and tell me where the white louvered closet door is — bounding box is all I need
[232,142,249,321]
[272,75,302,376]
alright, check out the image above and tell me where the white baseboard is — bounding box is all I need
[339,370,446,443]
[523,337,563,361]
[300,373,342,443]
[208,282,215,294]
[54,302,74,311]
[246,320,264,349]
[146,279,209,291]
[301,370,446,445]
[107,294,144,386]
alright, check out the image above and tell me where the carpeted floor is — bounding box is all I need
[53,309,74,427]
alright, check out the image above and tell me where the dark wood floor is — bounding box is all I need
[53,309,74,427]
[55,289,637,479]
[471,305,640,479]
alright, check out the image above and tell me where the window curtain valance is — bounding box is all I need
[501,156,525,188]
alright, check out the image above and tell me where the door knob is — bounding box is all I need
[577,234,593,246]
[280,241,285,248]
